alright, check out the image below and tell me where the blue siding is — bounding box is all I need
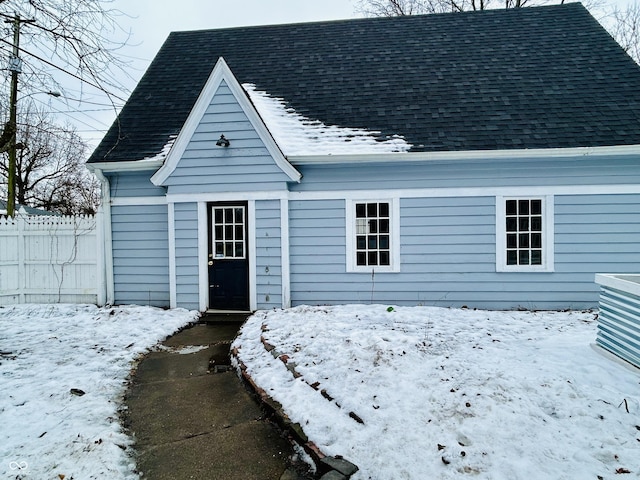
[174,202,199,310]
[289,194,640,309]
[255,200,283,309]
[290,156,640,192]
[108,171,166,197]
[162,81,292,194]
[111,204,170,307]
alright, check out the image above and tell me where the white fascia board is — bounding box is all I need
[289,144,640,165]
[150,57,301,186]
[87,160,164,173]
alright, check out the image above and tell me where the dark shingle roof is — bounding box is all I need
[89,3,640,162]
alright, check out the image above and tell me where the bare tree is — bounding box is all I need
[0,0,131,104]
[0,104,99,215]
[609,2,640,64]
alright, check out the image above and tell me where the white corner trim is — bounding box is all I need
[92,168,114,306]
[248,200,258,311]
[150,57,301,186]
[197,202,209,312]
[345,198,401,273]
[289,144,640,165]
[280,198,291,308]
[496,195,555,273]
[168,202,177,308]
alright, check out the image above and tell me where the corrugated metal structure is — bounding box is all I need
[595,274,640,369]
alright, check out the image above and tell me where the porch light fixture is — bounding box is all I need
[216,134,230,147]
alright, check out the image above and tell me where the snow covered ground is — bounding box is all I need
[0,304,198,480]
[233,305,640,480]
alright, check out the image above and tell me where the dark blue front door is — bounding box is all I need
[208,203,249,310]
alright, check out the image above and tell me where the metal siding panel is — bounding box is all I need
[597,285,640,369]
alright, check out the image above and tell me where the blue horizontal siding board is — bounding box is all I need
[108,171,167,198]
[173,202,199,309]
[255,200,283,309]
[111,204,170,307]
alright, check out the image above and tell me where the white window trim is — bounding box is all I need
[496,195,554,273]
[346,198,400,273]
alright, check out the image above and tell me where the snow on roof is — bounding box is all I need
[243,84,411,156]
[141,134,178,162]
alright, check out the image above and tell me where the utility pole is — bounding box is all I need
[5,13,34,217]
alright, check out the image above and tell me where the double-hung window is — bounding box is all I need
[346,199,400,272]
[496,196,554,272]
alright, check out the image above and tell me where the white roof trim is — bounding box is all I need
[87,159,164,173]
[151,57,301,186]
[289,144,640,165]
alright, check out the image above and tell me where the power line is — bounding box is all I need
[0,38,127,103]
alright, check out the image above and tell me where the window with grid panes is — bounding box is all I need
[355,202,391,267]
[212,206,245,259]
[505,199,543,266]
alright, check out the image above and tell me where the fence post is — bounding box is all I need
[17,215,25,303]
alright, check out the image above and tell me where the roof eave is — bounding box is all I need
[288,144,640,165]
[87,159,165,173]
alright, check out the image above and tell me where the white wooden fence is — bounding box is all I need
[0,214,98,305]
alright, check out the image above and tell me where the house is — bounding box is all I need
[87,3,640,312]
[0,200,59,216]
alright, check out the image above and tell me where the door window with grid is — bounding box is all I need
[212,206,245,259]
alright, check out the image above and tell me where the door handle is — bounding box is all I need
[208,261,213,266]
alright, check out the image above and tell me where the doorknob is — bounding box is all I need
[208,261,213,266]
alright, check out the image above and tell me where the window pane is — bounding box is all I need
[225,225,234,240]
[518,200,529,215]
[506,233,517,248]
[357,252,367,266]
[235,225,244,240]
[367,203,377,217]
[225,208,233,223]
[519,250,530,265]
[368,251,378,265]
[235,208,243,223]
[379,219,389,233]
[519,217,529,232]
[379,235,389,249]
[531,250,542,265]
[356,203,366,218]
[356,219,368,234]
[507,250,517,265]
[225,242,233,257]
[235,242,244,257]
[531,233,542,248]
[357,236,366,249]
[215,225,223,240]
[215,242,224,255]
[506,217,517,232]
[369,219,378,233]
[506,200,517,215]
[519,233,529,248]
[531,216,542,232]
[531,200,542,215]
[379,251,390,265]
[368,235,377,249]
[214,209,223,223]
[379,202,389,217]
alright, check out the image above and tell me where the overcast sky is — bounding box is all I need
[64,0,359,148]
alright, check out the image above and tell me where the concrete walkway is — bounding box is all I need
[124,314,311,480]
